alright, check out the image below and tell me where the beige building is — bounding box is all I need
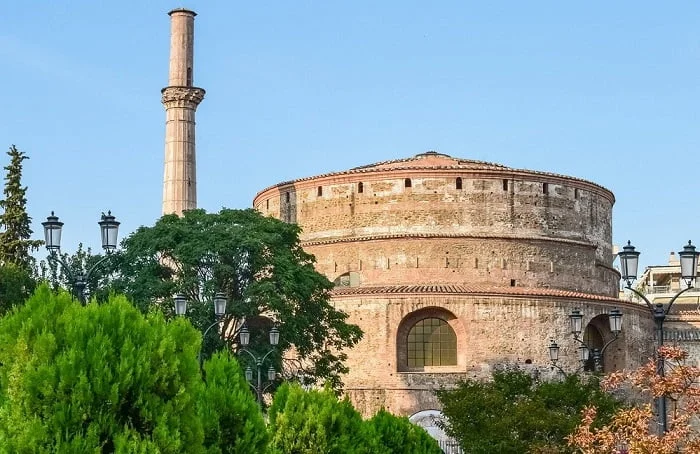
[254,151,655,417]
[156,7,656,423]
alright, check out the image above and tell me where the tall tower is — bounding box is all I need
[162,8,205,215]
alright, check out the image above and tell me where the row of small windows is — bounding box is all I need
[270,180,584,206]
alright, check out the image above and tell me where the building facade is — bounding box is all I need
[254,151,654,416]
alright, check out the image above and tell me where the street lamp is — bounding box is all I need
[549,308,622,374]
[239,324,280,404]
[42,211,120,304]
[618,240,699,434]
[173,293,281,402]
[173,292,229,369]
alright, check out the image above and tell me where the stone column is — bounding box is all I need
[162,8,205,216]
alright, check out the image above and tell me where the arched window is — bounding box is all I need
[317,186,323,196]
[407,318,457,367]
[404,178,412,188]
[455,177,462,190]
[358,182,364,193]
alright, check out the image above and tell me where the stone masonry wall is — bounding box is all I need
[306,237,618,296]
[255,173,613,266]
[332,292,653,416]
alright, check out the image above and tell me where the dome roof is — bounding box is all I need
[351,151,508,171]
[254,150,613,203]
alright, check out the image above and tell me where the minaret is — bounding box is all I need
[162,8,205,215]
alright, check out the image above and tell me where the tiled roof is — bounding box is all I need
[253,151,614,202]
[331,284,623,303]
[303,232,595,248]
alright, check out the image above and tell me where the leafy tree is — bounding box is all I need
[0,145,42,270]
[267,383,380,453]
[367,409,443,454]
[38,243,112,302]
[199,351,267,453]
[568,346,700,453]
[0,263,34,315]
[0,286,270,452]
[436,369,621,453]
[0,286,205,451]
[109,208,363,389]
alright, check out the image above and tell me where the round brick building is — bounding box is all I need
[254,151,653,417]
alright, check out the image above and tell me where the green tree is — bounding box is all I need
[38,243,112,302]
[109,208,363,389]
[267,383,379,453]
[0,263,34,315]
[367,409,443,454]
[199,351,267,453]
[0,145,42,270]
[0,285,270,453]
[436,369,622,454]
[0,286,203,452]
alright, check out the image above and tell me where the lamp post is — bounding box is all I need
[173,294,280,402]
[41,211,120,304]
[173,292,229,369]
[549,308,622,374]
[239,325,280,405]
[173,292,230,370]
[618,240,699,434]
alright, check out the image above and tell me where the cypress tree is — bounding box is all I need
[0,145,43,270]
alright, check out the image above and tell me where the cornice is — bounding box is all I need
[330,284,639,307]
[302,232,597,249]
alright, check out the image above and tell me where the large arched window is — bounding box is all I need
[407,318,457,367]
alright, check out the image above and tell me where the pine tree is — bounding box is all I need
[0,145,43,270]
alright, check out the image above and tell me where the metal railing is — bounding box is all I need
[438,440,464,453]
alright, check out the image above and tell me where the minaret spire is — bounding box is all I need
[161,8,205,215]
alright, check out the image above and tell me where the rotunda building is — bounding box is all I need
[253,151,653,416]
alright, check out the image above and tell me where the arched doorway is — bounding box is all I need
[583,313,624,373]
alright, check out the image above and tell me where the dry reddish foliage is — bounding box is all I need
[568,346,700,453]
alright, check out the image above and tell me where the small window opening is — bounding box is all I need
[358,182,364,193]
[455,177,462,190]
[186,67,192,86]
[285,192,290,203]
[574,188,580,199]
[266,199,269,209]
[543,183,549,194]
[317,186,323,197]
[503,179,508,191]
[510,279,516,287]
[404,178,412,188]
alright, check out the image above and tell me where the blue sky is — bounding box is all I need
[1,1,699,271]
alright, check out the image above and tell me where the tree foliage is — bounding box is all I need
[568,346,700,453]
[0,286,266,453]
[0,145,42,270]
[199,351,267,453]
[38,243,112,302]
[0,263,34,315]
[0,286,204,451]
[367,409,443,454]
[267,383,375,453]
[108,208,362,389]
[436,369,621,453]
